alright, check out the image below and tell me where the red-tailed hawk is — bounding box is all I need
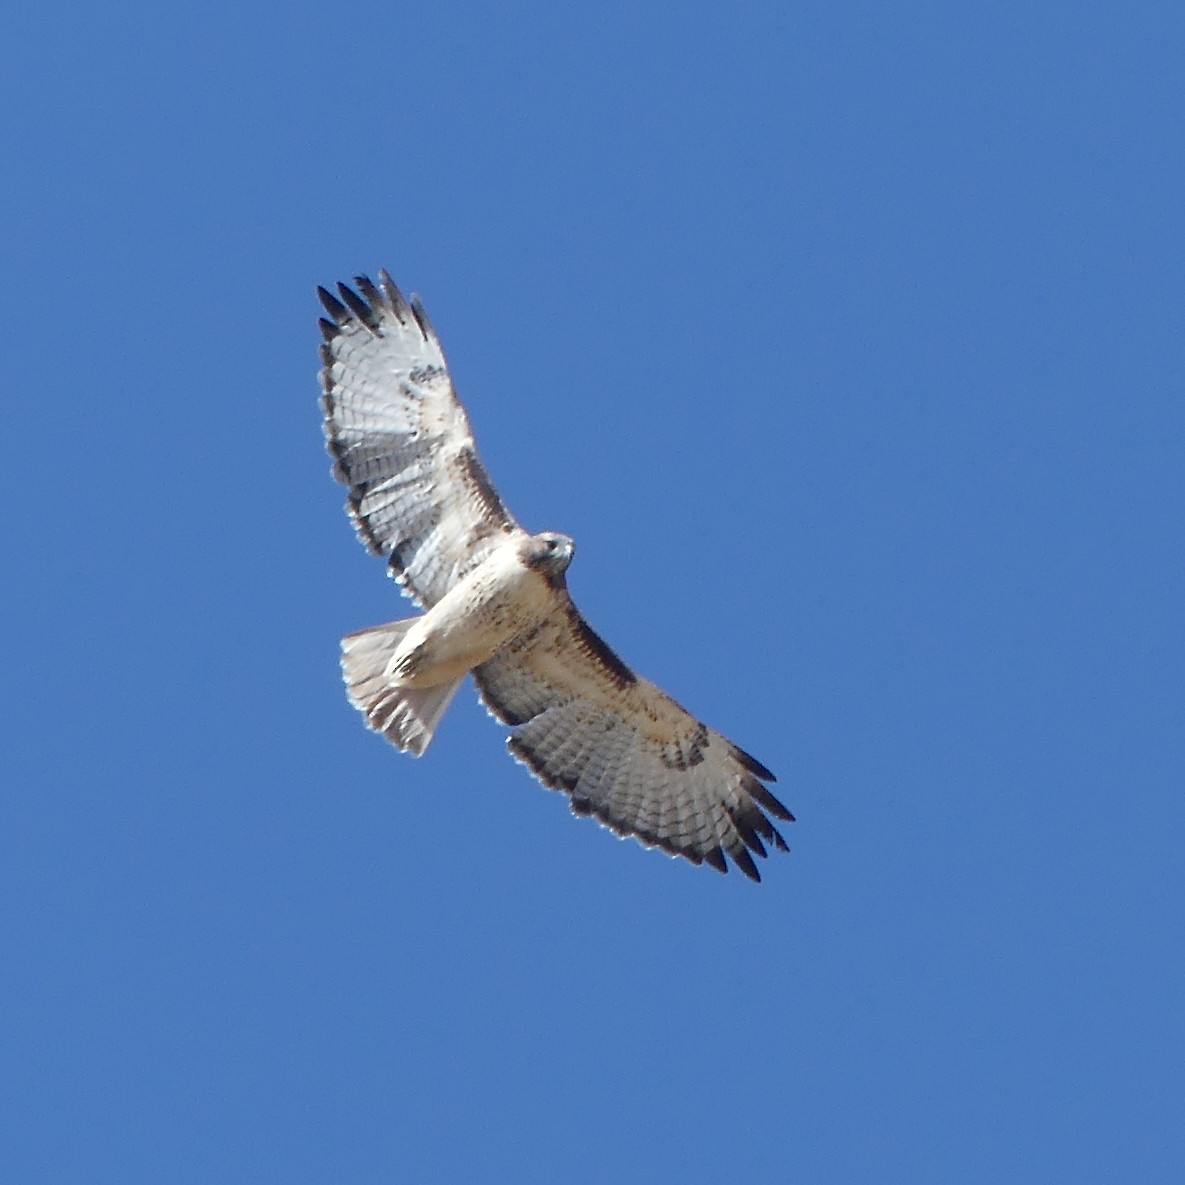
[318,272,793,880]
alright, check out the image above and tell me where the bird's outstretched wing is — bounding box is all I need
[319,272,518,607]
[474,601,793,881]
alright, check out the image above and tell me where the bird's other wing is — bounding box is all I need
[473,602,792,881]
[319,271,519,608]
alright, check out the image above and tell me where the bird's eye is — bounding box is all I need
[546,539,556,551]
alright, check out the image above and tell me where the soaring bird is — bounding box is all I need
[318,272,792,880]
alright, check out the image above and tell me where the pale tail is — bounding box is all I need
[340,620,464,757]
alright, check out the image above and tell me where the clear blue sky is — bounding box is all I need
[3,2,1183,1181]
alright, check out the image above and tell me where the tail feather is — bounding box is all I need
[340,621,463,756]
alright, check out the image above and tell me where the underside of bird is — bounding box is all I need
[341,619,466,757]
[318,268,794,880]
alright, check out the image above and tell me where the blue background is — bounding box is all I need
[4,2,1183,1181]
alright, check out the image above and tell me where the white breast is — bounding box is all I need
[386,539,555,687]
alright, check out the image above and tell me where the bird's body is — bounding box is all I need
[376,534,571,689]
[319,271,793,880]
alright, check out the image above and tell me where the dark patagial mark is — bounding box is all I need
[566,607,636,691]
[456,448,514,529]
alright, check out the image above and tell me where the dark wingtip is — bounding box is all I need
[377,270,412,321]
[732,743,776,783]
[317,285,348,322]
[744,775,794,823]
[337,281,381,330]
[378,268,400,299]
[354,273,384,311]
[732,847,762,882]
[703,846,728,874]
[761,786,795,823]
[409,294,436,342]
[729,810,768,860]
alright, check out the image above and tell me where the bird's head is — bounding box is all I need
[525,531,576,584]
